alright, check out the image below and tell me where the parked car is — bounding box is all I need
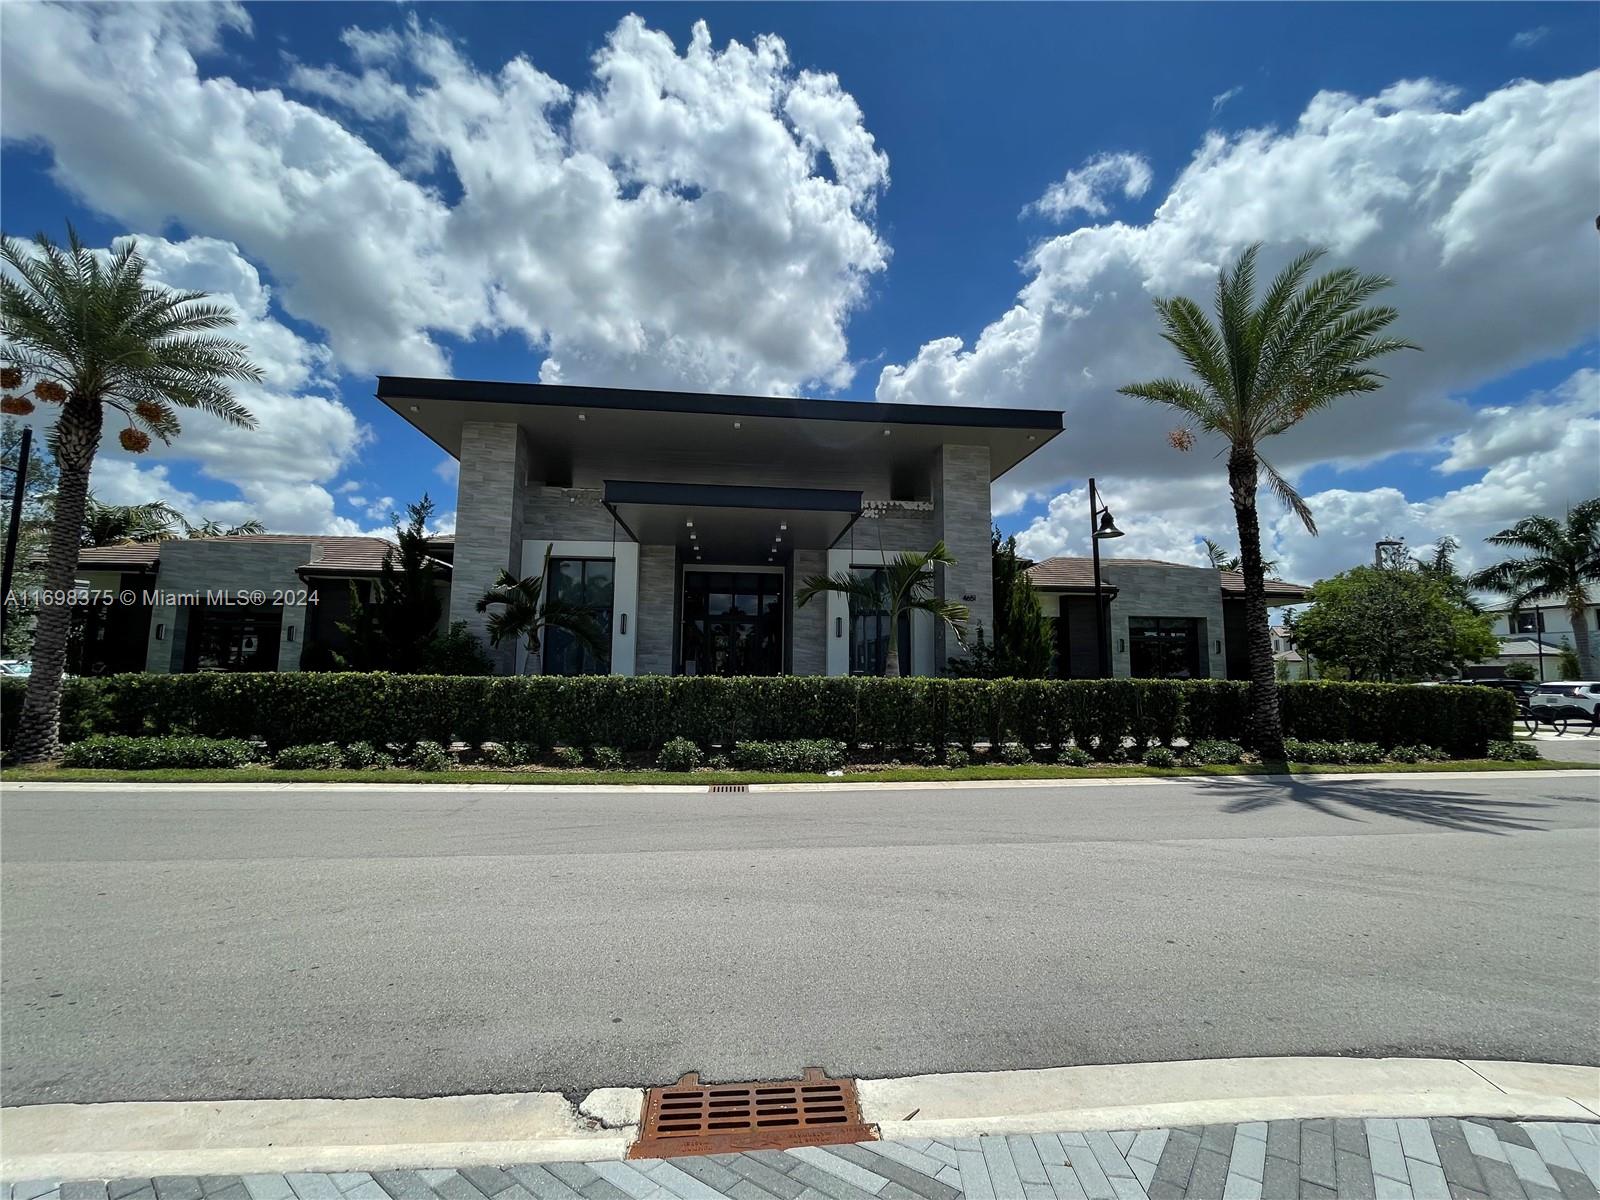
[0,659,31,678]
[1472,678,1538,704]
[1529,681,1600,716]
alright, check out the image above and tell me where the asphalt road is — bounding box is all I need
[3,772,1597,1106]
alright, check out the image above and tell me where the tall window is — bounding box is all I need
[849,566,912,676]
[1512,610,1544,634]
[543,558,614,676]
[1128,616,1202,679]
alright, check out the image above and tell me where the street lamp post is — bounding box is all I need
[1088,477,1123,678]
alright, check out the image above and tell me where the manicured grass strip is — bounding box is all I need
[0,759,1589,785]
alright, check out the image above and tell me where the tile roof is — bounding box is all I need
[74,534,448,575]
[1026,556,1309,600]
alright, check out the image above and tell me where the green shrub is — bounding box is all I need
[707,753,731,771]
[274,743,343,770]
[59,734,255,770]
[944,746,970,768]
[342,741,394,770]
[2,674,1513,763]
[1486,739,1541,762]
[591,746,624,770]
[408,740,453,772]
[730,739,846,773]
[551,745,586,769]
[997,742,1032,765]
[1187,739,1244,765]
[1142,746,1179,768]
[658,736,703,772]
[1057,745,1092,767]
[910,743,940,766]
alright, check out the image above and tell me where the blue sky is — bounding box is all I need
[1,2,1596,582]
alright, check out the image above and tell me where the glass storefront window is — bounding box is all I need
[543,558,614,676]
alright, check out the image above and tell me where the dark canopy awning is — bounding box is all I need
[602,480,861,564]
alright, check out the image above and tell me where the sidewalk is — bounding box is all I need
[8,1118,1599,1200]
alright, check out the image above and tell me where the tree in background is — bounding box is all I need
[1558,644,1582,680]
[1413,536,1479,611]
[1122,245,1416,756]
[80,496,266,545]
[1292,566,1498,682]
[1201,536,1277,574]
[1,418,58,658]
[798,541,969,678]
[989,526,1053,677]
[335,495,488,673]
[2,228,260,762]
[1504,661,1538,681]
[1468,500,1599,679]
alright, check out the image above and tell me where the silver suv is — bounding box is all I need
[1529,682,1599,717]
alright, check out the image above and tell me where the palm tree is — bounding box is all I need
[1413,535,1479,612]
[476,548,610,673]
[1201,536,1276,574]
[1,228,260,762]
[1468,500,1600,678]
[183,516,267,538]
[80,496,185,546]
[796,540,970,678]
[1120,244,1416,757]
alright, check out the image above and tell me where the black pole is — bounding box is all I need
[1,425,32,618]
[1090,477,1107,678]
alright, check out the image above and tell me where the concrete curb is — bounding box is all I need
[858,1057,1600,1140]
[3,1058,1595,1180]
[0,1089,645,1180]
[2,768,1592,795]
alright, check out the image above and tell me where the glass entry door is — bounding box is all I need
[681,570,783,675]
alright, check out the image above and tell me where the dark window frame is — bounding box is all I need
[542,557,615,677]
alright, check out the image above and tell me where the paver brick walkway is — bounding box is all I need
[8,1119,1598,1200]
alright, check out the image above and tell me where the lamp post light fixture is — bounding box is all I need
[1089,477,1124,678]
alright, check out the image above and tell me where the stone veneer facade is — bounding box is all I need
[448,419,999,677]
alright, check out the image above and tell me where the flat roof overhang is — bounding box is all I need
[603,480,861,563]
[376,377,1063,493]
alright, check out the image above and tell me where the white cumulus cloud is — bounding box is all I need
[1028,152,1154,221]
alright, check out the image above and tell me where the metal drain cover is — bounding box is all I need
[629,1068,877,1158]
[708,783,749,793]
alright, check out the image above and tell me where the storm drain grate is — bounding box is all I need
[708,783,749,793]
[629,1068,877,1157]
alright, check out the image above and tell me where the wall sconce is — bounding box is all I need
[155,623,165,641]
[1215,639,1222,654]
[1118,638,1125,653]
[835,616,844,638]
[620,614,628,635]
[286,626,296,643]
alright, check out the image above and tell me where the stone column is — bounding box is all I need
[448,422,528,674]
[932,444,994,670]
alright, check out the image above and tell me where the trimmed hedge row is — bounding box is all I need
[1,674,1514,760]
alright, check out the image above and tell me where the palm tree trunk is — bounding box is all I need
[13,399,101,763]
[1228,447,1286,760]
[882,636,901,678]
[1569,599,1596,679]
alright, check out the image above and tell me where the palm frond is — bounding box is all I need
[1256,453,1317,535]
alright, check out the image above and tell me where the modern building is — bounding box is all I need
[1024,557,1309,679]
[377,377,1063,677]
[65,534,449,675]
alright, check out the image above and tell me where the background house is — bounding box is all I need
[66,535,448,675]
[1026,557,1309,679]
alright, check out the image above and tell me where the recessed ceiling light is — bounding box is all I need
[685,519,694,528]
[780,522,788,531]
[776,535,782,542]
[1028,434,1036,441]
[882,428,891,436]
[690,532,697,540]
[733,420,742,429]
[577,413,586,421]
[408,405,419,413]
